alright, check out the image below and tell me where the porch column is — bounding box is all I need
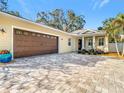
[105,35,109,52]
[93,36,96,49]
[82,36,85,49]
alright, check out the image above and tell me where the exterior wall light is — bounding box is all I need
[0,27,6,33]
[0,28,5,33]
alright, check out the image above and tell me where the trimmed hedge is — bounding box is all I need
[78,49,105,55]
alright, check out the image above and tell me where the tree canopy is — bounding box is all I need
[97,26,103,30]
[0,0,7,11]
[0,0,21,17]
[36,9,86,32]
[7,11,21,17]
[100,17,116,43]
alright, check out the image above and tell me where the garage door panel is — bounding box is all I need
[14,29,58,58]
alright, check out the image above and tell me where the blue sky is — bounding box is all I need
[8,0,124,29]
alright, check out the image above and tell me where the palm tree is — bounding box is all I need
[103,21,121,56]
[113,14,124,56]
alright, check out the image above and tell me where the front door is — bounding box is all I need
[78,39,82,50]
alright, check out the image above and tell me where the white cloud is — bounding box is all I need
[92,0,110,10]
[99,0,110,8]
[92,1,100,10]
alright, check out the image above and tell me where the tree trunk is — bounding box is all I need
[114,37,121,56]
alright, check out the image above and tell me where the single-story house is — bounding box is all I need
[0,11,109,59]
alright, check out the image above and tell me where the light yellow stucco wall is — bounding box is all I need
[0,13,78,57]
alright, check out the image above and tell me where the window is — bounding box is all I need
[68,38,71,46]
[47,35,50,38]
[23,32,29,36]
[54,37,56,39]
[32,33,36,36]
[15,30,23,35]
[37,34,41,37]
[88,38,93,46]
[99,37,104,46]
[43,35,46,37]
[50,36,53,39]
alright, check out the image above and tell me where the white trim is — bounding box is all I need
[11,26,14,60]
[12,26,60,37]
[82,37,85,49]
[58,37,60,53]
[93,36,96,49]
[0,11,77,36]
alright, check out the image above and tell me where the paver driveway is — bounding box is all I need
[0,53,124,93]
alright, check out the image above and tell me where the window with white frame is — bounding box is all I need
[99,37,104,46]
[68,38,71,46]
[88,38,93,46]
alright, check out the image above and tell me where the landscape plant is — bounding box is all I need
[0,0,21,17]
[113,14,124,56]
[102,14,124,56]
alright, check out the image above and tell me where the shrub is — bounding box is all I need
[96,49,105,54]
[81,49,89,54]
[78,50,82,53]
[89,49,97,55]
[78,49,105,55]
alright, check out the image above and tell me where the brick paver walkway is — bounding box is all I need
[0,53,124,93]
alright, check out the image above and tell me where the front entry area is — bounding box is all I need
[13,29,58,58]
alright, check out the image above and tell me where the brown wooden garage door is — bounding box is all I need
[14,29,58,58]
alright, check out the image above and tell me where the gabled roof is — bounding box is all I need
[71,29,85,34]
[71,29,96,34]
[71,29,106,36]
